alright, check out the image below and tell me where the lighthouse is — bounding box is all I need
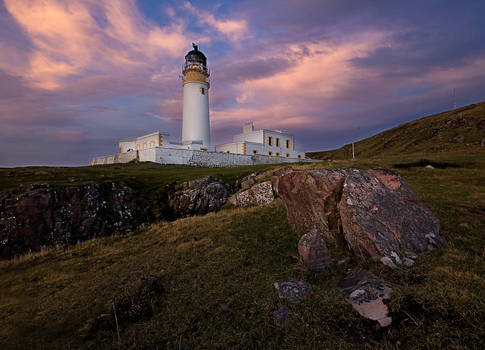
[91,43,308,166]
[181,43,210,150]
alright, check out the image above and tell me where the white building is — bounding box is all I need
[215,122,305,159]
[91,44,309,167]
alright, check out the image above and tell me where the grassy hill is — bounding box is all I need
[308,101,485,160]
[1,150,484,349]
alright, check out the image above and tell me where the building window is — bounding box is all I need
[268,136,273,146]
[276,138,280,147]
[286,139,290,148]
[150,141,155,147]
[268,151,273,156]
[298,154,301,159]
[286,153,290,157]
[276,152,280,157]
[253,150,258,154]
[200,87,205,95]
[143,142,147,149]
[136,144,140,150]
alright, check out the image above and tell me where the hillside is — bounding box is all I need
[309,101,485,160]
[1,151,484,349]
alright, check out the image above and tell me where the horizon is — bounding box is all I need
[1,0,485,167]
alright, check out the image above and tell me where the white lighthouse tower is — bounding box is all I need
[181,43,211,150]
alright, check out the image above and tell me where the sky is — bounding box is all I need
[0,0,484,166]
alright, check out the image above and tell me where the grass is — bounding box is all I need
[0,162,283,191]
[0,150,484,349]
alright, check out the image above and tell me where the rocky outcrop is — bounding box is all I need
[277,168,445,267]
[297,228,333,271]
[0,182,143,259]
[229,181,274,207]
[339,269,392,327]
[0,176,233,259]
[169,177,229,218]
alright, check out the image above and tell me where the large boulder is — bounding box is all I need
[277,168,445,267]
[229,181,274,207]
[277,169,347,245]
[169,176,228,217]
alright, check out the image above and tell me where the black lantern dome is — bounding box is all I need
[182,43,209,77]
[185,43,207,66]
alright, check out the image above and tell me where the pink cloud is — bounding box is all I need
[3,0,195,91]
[184,1,248,41]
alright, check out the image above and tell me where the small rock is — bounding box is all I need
[273,305,291,326]
[274,279,312,303]
[339,268,392,327]
[452,133,464,143]
[298,228,333,271]
[220,299,233,311]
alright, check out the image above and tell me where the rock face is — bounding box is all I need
[339,269,392,327]
[169,177,229,217]
[277,168,445,267]
[271,166,294,195]
[229,181,274,207]
[0,182,143,259]
[298,228,333,271]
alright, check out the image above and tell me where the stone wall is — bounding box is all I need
[90,151,139,165]
[91,147,315,167]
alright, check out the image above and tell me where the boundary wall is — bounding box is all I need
[91,147,314,167]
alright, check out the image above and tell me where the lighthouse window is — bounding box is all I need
[276,138,280,147]
[286,139,290,148]
[200,87,205,95]
[253,150,258,154]
[276,152,280,157]
[268,136,273,146]
[286,153,290,157]
[268,151,273,156]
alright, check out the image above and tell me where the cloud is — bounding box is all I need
[184,1,247,41]
[3,0,192,91]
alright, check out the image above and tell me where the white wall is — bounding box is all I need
[233,129,263,143]
[182,81,210,148]
[214,142,244,154]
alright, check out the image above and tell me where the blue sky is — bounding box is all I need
[0,0,484,166]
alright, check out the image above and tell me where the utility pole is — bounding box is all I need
[453,88,456,109]
[352,142,355,159]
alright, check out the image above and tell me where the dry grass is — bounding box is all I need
[0,150,484,349]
